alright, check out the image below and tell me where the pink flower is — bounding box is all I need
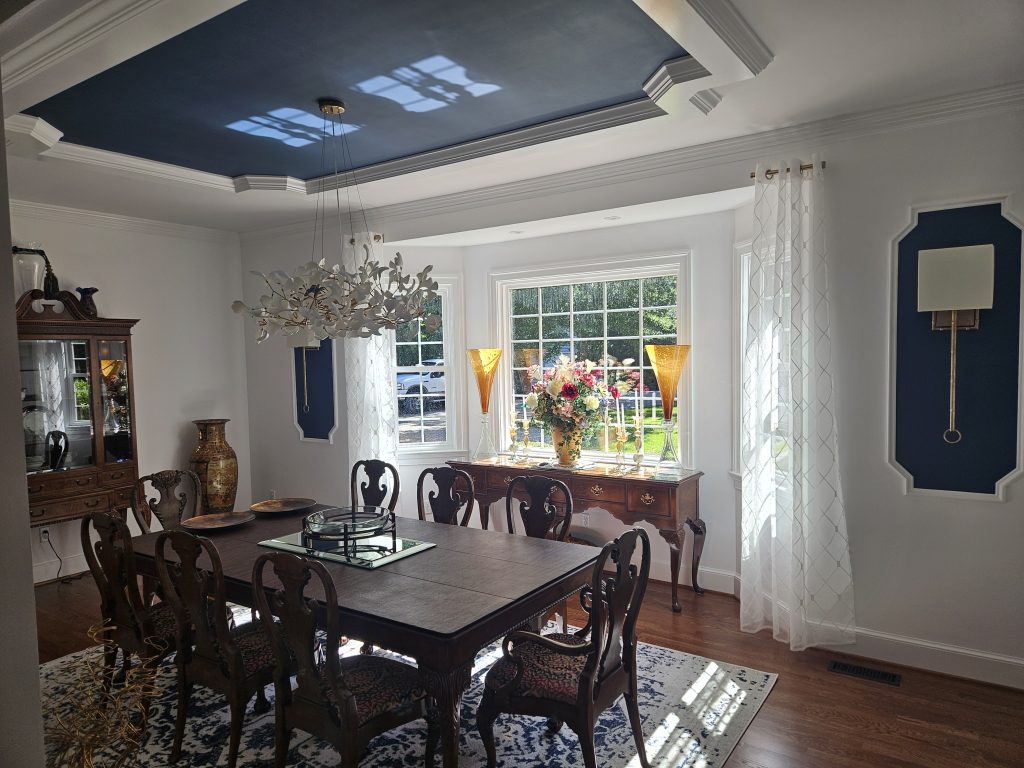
[610,386,620,400]
[543,370,553,380]
[560,403,575,418]
[630,371,641,380]
[561,383,579,400]
[581,373,596,387]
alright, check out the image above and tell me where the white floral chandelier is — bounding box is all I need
[232,98,439,343]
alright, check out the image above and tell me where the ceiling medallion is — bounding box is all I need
[233,98,439,343]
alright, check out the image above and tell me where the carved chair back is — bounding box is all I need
[252,552,359,728]
[504,475,573,540]
[133,469,202,533]
[350,459,400,512]
[580,527,651,697]
[80,508,157,654]
[417,466,475,525]
[155,529,239,673]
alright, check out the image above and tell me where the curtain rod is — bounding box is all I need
[749,161,826,180]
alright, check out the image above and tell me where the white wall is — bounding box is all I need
[11,203,252,582]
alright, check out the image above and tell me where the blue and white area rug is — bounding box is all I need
[40,634,775,767]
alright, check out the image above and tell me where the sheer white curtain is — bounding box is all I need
[342,233,399,477]
[739,159,855,650]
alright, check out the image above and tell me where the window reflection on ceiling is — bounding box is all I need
[354,55,500,113]
[226,107,360,147]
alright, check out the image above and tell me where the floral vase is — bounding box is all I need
[188,419,238,515]
[551,425,583,467]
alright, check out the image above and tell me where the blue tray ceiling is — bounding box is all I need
[24,0,685,180]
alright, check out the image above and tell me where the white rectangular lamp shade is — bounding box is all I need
[917,244,995,311]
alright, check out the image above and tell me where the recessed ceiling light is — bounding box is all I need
[603,215,621,221]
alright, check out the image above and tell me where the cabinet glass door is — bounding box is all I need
[98,340,133,463]
[19,339,95,473]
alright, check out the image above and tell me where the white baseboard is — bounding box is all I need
[828,626,1024,690]
[649,559,739,597]
[32,553,88,584]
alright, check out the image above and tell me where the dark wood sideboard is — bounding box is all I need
[448,458,705,612]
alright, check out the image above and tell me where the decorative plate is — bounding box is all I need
[181,511,255,530]
[250,497,317,515]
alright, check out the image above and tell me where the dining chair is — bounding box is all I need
[155,529,276,768]
[477,527,652,768]
[350,459,400,512]
[505,475,574,630]
[416,466,476,525]
[252,551,439,768]
[504,475,573,540]
[80,509,175,692]
[131,468,202,533]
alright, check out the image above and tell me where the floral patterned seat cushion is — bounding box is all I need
[484,632,588,704]
[230,622,276,678]
[145,602,177,646]
[319,655,426,724]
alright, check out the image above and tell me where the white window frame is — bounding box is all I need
[732,239,752,481]
[67,340,91,426]
[490,253,693,468]
[395,277,466,456]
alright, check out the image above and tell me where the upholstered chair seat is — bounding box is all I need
[484,632,587,704]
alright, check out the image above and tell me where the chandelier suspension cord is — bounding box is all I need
[338,114,373,262]
[310,112,330,264]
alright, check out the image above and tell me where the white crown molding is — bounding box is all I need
[689,88,723,116]
[643,55,711,104]
[686,0,773,76]
[233,175,308,194]
[9,198,238,244]
[0,0,245,116]
[43,141,237,191]
[4,112,62,156]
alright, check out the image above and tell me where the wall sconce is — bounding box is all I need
[917,244,994,444]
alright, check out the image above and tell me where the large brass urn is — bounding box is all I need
[188,419,238,515]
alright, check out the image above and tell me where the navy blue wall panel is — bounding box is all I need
[293,340,336,442]
[895,203,1021,494]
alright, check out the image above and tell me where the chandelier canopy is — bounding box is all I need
[233,98,439,343]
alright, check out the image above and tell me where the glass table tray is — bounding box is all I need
[258,531,436,569]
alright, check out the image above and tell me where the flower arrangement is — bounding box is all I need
[525,356,609,465]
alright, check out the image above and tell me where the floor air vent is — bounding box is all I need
[827,660,901,686]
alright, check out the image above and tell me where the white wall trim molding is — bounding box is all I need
[0,0,245,116]
[43,141,237,191]
[9,199,238,244]
[32,552,87,584]
[642,55,712,104]
[689,88,723,116]
[289,341,340,445]
[885,194,1024,501]
[4,113,62,157]
[836,626,1024,690]
[234,175,307,194]
[685,0,773,76]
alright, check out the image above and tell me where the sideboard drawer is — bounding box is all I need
[109,487,134,510]
[487,468,523,491]
[67,493,110,517]
[29,500,70,526]
[99,464,136,488]
[572,477,626,505]
[626,485,672,517]
[27,470,98,499]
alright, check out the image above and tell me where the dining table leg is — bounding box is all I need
[421,663,473,768]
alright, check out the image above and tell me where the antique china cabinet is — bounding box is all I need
[16,290,139,527]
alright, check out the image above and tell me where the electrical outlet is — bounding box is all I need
[39,527,50,543]
[581,512,591,528]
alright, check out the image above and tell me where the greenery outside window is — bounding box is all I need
[70,341,91,423]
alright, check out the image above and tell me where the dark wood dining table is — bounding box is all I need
[132,509,600,768]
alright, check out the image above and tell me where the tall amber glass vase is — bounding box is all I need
[467,348,502,461]
[645,344,690,474]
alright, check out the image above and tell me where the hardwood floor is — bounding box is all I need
[36,576,1023,767]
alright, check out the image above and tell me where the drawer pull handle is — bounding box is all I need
[640,492,656,506]
[84,499,102,508]
[504,475,515,484]
[109,472,125,480]
[591,484,604,496]
[30,508,45,518]
[76,478,92,486]
[28,485,43,494]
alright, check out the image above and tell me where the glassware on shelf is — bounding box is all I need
[467,348,502,461]
[645,343,691,474]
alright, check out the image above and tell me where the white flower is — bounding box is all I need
[545,379,561,397]
[525,392,538,409]
[584,395,600,411]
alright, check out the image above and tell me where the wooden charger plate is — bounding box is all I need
[250,497,317,515]
[182,511,255,531]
